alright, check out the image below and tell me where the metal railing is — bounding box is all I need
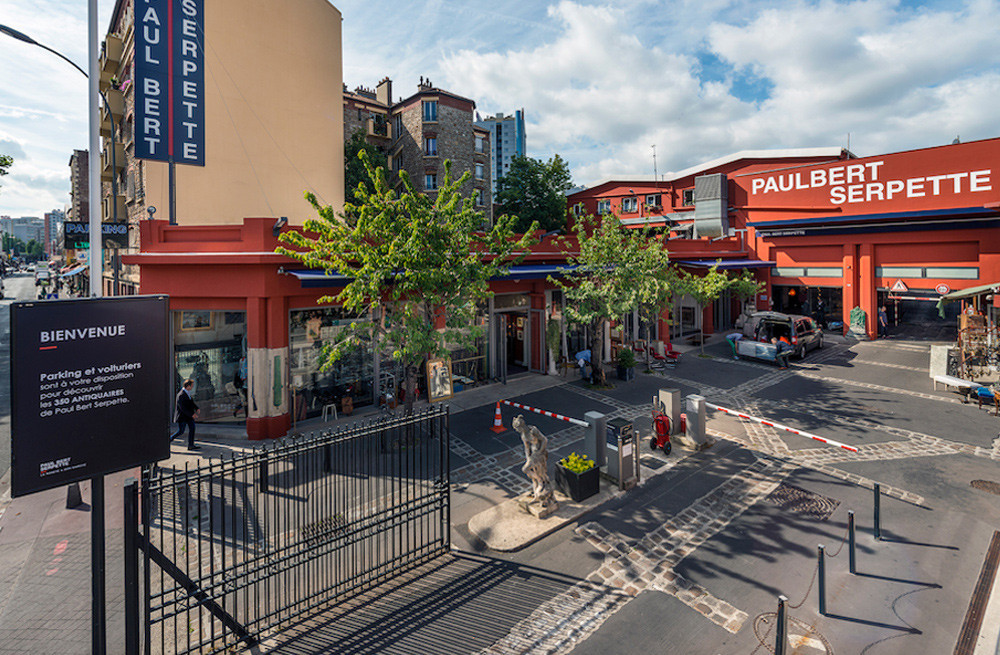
[124,405,451,654]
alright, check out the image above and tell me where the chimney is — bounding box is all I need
[376,77,392,107]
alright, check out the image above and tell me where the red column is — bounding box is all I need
[842,245,857,336]
[858,243,876,339]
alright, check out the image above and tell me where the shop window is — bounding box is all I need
[289,307,373,419]
[925,267,978,279]
[173,311,246,423]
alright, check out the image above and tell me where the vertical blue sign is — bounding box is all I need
[134,0,205,166]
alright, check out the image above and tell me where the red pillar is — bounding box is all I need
[858,243,876,339]
[842,245,857,336]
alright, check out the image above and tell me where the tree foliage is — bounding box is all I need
[278,151,537,411]
[675,263,745,353]
[344,129,387,201]
[552,213,673,385]
[496,154,574,233]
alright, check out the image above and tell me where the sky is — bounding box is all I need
[1,0,998,217]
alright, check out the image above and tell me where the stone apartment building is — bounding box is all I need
[344,77,492,222]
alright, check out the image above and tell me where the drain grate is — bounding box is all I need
[765,483,840,521]
[971,480,1000,496]
[640,456,667,470]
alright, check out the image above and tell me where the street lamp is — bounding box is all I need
[0,15,103,298]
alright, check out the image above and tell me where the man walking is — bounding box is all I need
[878,305,889,339]
[171,379,200,450]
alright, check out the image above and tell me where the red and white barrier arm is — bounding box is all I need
[705,402,859,453]
[500,400,590,427]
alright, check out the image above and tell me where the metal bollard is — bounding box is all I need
[818,545,826,616]
[848,510,856,574]
[873,483,881,541]
[775,595,788,655]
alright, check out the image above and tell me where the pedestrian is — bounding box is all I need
[170,379,200,450]
[878,305,888,338]
[772,337,794,369]
[816,298,826,329]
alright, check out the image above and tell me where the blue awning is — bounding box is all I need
[675,259,775,270]
[61,265,87,277]
[747,206,995,230]
[491,264,580,280]
[286,269,352,288]
[287,264,582,288]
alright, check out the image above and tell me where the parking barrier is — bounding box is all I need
[704,402,859,452]
[874,483,882,541]
[499,399,590,427]
[775,595,788,655]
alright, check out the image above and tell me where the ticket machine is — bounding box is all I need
[605,417,638,490]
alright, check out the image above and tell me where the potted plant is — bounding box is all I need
[555,452,599,502]
[616,347,636,381]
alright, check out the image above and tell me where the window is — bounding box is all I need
[925,267,978,279]
[425,173,438,191]
[475,135,485,153]
[394,114,402,139]
[621,197,638,213]
[424,137,437,156]
[475,191,484,206]
[357,108,363,120]
[682,189,695,206]
[596,199,611,214]
[475,163,484,179]
[422,100,438,121]
[645,194,661,207]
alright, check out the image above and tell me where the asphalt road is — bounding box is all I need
[0,271,42,479]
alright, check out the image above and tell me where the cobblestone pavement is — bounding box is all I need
[477,458,793,654]
[466,338,998,653]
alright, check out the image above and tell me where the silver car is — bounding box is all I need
[741,311,823,359]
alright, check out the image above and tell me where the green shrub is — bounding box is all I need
[558,452,595,474]
[616,347,636,368]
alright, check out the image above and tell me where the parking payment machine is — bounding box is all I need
[605,417,638,490]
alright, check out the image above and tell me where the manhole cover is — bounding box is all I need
[765,483,839,521]
[640,455,667,470]
[971,480,1000,495]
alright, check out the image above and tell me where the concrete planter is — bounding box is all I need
[555,464,599,502]
[616,365,635,381]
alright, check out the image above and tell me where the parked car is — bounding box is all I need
[740,311,823,359]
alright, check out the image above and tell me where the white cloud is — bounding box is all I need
[442,0,1000,185]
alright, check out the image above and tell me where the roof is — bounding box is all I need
[578,147,849,192]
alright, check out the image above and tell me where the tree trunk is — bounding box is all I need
[404,363,417,416]
[590,319,606,386]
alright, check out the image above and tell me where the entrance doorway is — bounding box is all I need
[505,311,528,373]
[773,285,841,329]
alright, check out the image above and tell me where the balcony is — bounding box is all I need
[99,88,125,137]
[99,34,123,85]
[367,115,391,140]
[102,194,126,222]
[100,142,126,181]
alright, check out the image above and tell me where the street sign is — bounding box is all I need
[890,279,908,293]
[135,0,206,165]
[936,283,951,295]
[10,296,171,497]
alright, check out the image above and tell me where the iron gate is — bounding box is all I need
[123,406,451,654]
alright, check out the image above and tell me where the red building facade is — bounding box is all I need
[567,138,1000,340]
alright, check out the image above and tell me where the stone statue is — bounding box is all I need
[512,415,557,516]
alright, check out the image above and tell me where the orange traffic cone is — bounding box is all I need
[490,401,506,433]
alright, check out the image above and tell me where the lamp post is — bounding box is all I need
[0,14,107,299]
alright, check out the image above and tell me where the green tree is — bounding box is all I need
[728,269,765,322]
[25,239,43,260]
[0,154,12,194]
[344,129,388,201]
[278,152,537,413]
[496,154,573,233]
[675,264,734,354]
[552,213,673,386]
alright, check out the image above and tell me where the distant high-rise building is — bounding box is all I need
[474,110,525,204]
[68,150,89,222]
[43,209,65,257]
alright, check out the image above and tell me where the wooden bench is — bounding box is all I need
[933,374,980,403]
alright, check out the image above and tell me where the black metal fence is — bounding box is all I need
[124,406,451,654]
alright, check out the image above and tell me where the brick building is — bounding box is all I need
[344,77,492,222]
[68,149,89,223]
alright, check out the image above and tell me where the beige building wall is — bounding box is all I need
[141,0,344,226]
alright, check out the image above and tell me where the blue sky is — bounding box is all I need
[1,0,998,217]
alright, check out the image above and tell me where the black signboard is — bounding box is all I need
[62,221,129,250]
[10,296,171,497]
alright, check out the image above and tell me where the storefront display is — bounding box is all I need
[289,307,374,418]
[173,311,246,423]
